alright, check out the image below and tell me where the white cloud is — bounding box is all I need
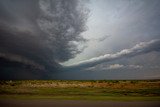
[128,65,143,69]
[65,39,160,68]
[107,64,124,70]
[83,63,143,72]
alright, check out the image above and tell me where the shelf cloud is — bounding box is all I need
[0,0,89,79]
[0,0,160,80]
[67,39,160,69]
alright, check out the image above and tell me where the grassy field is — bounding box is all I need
[0,80,160,101]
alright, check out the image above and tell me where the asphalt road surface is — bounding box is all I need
[0,100,160,107]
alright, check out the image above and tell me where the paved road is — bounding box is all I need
[0,99,160,107]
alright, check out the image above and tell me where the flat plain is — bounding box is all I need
[0,80,160,107]
[0,80,160,101]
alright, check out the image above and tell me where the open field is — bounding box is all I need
[0,80,160,101]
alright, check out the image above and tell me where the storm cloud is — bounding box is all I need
[0,0,89,79]
[0,0,160,80]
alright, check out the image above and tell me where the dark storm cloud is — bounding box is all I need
[38,0,89,62]
[0,0,89,79]
[67,39,160,69]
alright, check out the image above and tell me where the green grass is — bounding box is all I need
[0,80,160,101]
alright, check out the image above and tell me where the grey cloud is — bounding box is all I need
[128,65,143,69]
[67,39,160,69]
[144,75,160,79]
[0,0,89,79]
[0,52,44,70]
[97,35,111,42]
[89,35,110,42]
[38,0,89,62]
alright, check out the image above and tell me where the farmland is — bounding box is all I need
[0,80,160,101]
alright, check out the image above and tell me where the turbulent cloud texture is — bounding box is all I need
[0,0,160,80]
[0,0,88,79]
[38,0,89,62]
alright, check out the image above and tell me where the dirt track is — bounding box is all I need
[0,99,160,107]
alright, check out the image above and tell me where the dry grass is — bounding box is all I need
[1,80,159,89]
[0,80,160,101]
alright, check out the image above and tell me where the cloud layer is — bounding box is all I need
[0,0,89,79]
[0,0,160,80]
[67,39,160,69]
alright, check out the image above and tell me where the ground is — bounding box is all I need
[0,80,160,107]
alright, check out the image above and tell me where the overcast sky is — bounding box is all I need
[0,0,160,80]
